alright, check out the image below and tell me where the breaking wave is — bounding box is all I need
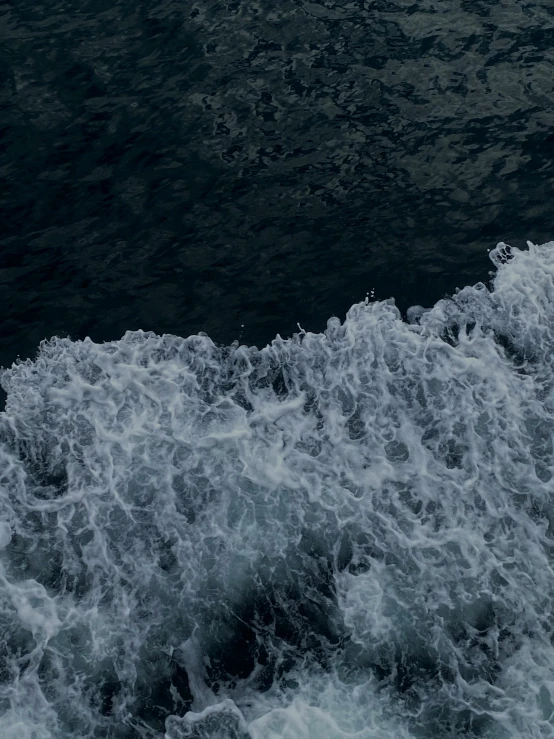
[1,241,554,739]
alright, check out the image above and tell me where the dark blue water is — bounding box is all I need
[2,0,553,368]
[1,2,554,738]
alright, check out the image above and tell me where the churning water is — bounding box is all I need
[1,241,554,738]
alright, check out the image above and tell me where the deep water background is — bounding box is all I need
[1,0,554,371]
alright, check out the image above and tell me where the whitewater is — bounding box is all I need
[1,241,554,739]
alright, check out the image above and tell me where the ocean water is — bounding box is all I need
[3,0,554,735]
[2,0,554,366]
[1,241,554,738]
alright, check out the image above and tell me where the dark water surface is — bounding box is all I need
[2,3,554,737]
[1,0,554,361]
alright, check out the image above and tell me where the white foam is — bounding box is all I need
[0,241,553,738]
[0,521,11,549]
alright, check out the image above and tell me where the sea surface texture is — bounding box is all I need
[1,241,554,738]
[1,0,554,362]
[2,0,554,737]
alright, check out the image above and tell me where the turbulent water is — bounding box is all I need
[0,241,553,738]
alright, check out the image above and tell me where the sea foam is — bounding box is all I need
[1,241,553,738]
